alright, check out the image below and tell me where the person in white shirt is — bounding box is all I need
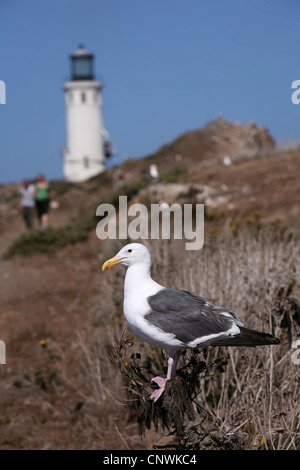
[18,179,35,230]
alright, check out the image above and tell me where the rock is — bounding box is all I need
[202,117,275,162]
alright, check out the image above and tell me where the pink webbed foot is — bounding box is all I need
[150,376,167,402]
[150,351,181,402]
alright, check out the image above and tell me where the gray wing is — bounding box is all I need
[146,288,243,345]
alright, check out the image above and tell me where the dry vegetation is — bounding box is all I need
[75,228,300,450]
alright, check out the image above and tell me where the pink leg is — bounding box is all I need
[171,350,181,378]
[150,351,181,402]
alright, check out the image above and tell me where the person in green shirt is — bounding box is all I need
[34,174,54,229]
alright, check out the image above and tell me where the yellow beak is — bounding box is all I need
[102,255,125,271]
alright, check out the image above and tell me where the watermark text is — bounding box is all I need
[291,80,300,104]
[0,80,6,104]
[292,340,300,365]
[0,340,6,364]
[96,196,204,250]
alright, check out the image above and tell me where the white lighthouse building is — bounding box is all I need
[62,45,109,182]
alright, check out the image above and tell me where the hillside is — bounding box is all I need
[0,117,299,450]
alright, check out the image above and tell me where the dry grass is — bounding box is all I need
[76,226,300,449]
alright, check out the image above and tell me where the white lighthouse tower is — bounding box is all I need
[61,45,106,182]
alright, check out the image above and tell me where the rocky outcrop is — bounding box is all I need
[202,117,275,162]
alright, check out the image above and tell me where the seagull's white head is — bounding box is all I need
[102,243,151,271]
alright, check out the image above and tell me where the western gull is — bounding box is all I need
[102,243,280,401]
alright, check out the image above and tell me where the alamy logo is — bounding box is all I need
[0,80,6,104]
[292,340,300,365]
[291,80,300,105]
[0,340,6,364]
[96,196,204,251]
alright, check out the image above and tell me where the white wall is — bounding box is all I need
[62,80,105,182]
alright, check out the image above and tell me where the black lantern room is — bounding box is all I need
[70,45,94,81]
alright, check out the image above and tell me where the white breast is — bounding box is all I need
[123,265,183,351]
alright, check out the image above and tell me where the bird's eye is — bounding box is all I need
[128,249,132,253]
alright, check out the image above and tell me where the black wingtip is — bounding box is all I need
[211,328,281,347]
[250,330,281,346]
[272,337,280,345]
[263,331,280,345]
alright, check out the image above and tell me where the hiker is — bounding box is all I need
[18,179,36,230]
[33,174,54,229]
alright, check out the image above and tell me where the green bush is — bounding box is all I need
[3,225,88,259]
[160,166,186,183]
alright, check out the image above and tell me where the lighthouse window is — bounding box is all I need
[83,156,89,168]
[68,91,73,103]
[81,92,86,103]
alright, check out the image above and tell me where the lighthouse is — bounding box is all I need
[61,45,108,182]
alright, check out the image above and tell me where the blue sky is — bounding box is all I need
[0,0,300,183]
